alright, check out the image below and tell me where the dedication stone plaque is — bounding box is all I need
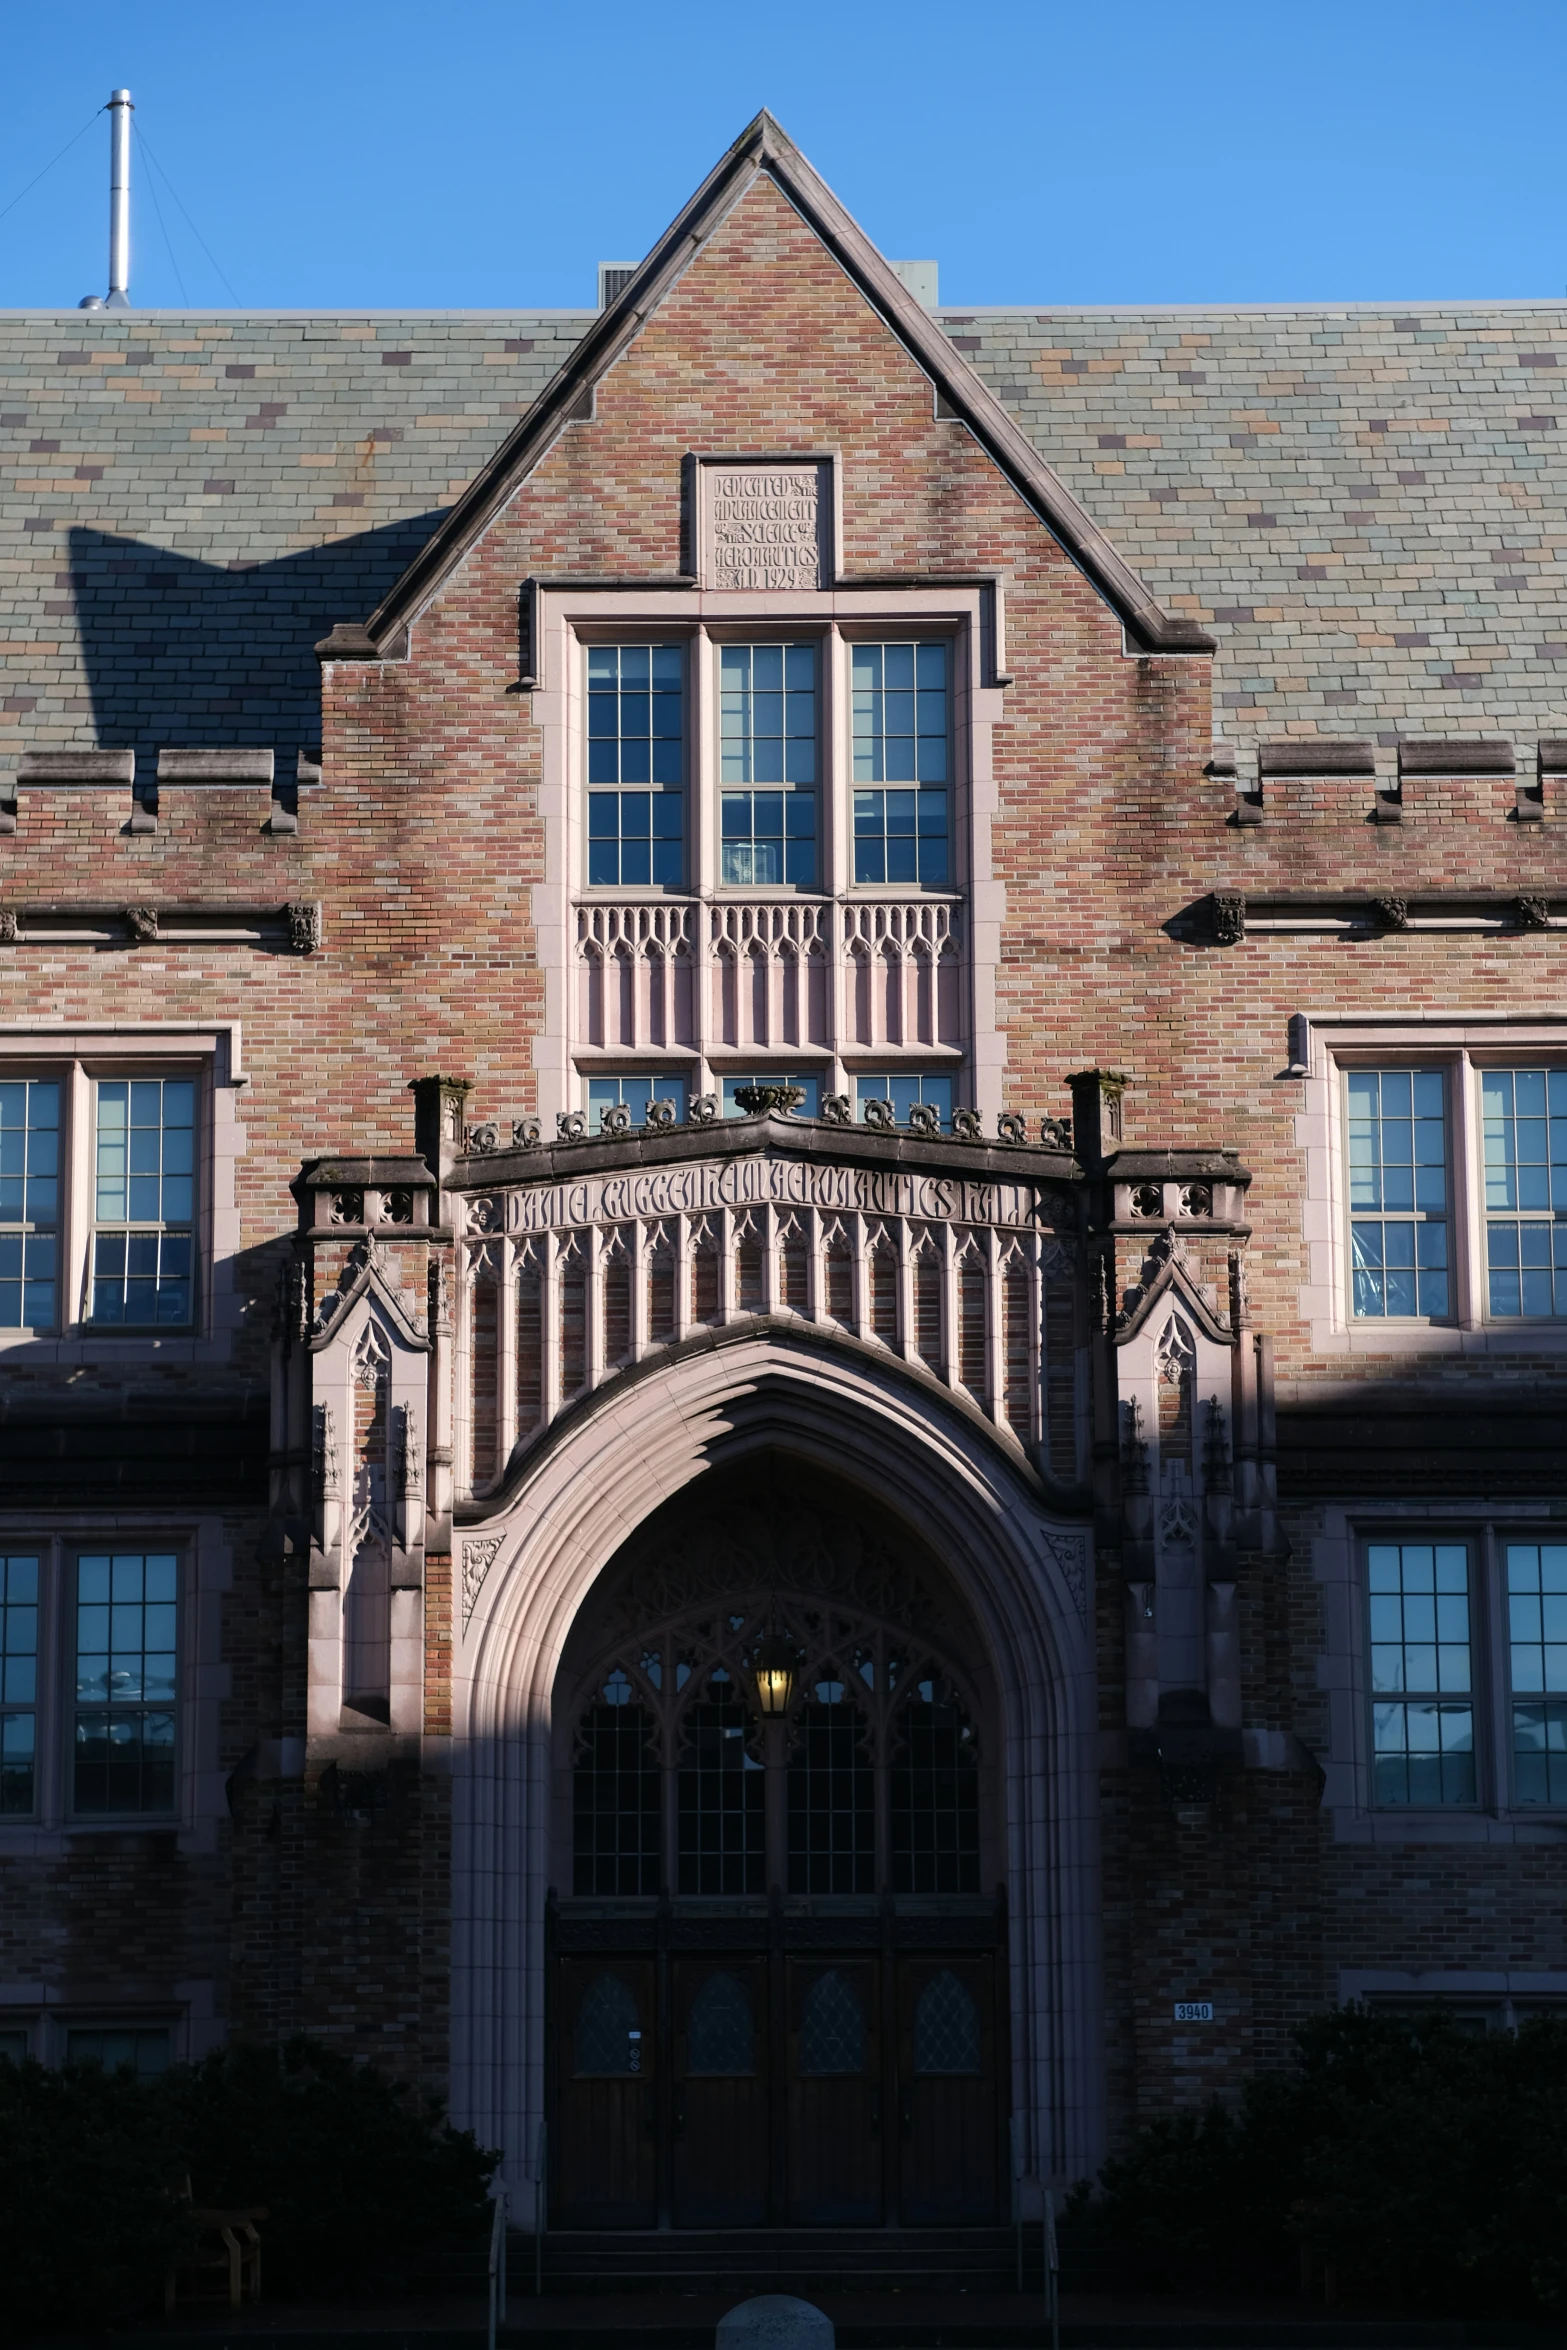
[701,462,827,591]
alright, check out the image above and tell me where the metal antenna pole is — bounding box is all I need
[106,89,132,309]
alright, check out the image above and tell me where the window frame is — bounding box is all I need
[0,1039,219,1348]
[67,1543,182,1824]
[1306,1025,1567,1344]
[1340,1062,1456,1326]
[0,1530,204,1839]
[1344,1515,1567,1822]
[1364,1534,1479,1809]
[583,636,691,893]
[715,636,823,894]
[576,618,965,904]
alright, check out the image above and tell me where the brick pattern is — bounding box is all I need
[1,173,1565,2143]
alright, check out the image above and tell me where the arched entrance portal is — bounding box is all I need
[550,1463,1004,2228]
[449,1331,1101,2225]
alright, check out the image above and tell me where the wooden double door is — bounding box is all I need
[555,1947,1001,2229]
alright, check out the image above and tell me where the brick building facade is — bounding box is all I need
[1,113,1564,2229]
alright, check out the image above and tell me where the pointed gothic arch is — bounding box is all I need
[448,1328,1098,2214]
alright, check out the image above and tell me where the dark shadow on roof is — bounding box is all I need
[67,513,448,766]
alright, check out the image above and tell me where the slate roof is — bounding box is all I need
[3,293,1566,777]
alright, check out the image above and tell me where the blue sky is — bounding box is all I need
[1,0,1564,311]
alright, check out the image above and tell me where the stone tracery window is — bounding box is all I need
[563,1560,986,1898]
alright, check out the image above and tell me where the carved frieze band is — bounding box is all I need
[1190,890,1560,945]
[0,901,323,953]
[462,1155,1056,1235]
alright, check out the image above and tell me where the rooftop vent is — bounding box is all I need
[888,260,938,308]
[598,262,639,309]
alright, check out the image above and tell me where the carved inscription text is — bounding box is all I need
[487,1154,1048,1235]
[704,465,824,591]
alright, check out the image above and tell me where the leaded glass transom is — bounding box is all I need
[799,1968,866,2075]
[913,1970,981,2075]
[687,1970,755,2075]
[575,1972,642,2075]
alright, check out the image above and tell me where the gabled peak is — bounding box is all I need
[332,112,1212,663]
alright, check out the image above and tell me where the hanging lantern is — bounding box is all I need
[752,1626,799,1717]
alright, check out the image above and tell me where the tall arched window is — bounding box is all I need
[678,1669,764,1894]
[891,1675,980,1894]
[573,1667,660,1894]
[561,1523,992,1903]
[788,1677,875,1893]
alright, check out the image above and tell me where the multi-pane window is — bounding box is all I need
[856,1073,953,1129]
[1507,1541,1567,1805]
[1347,1070,1449,1319]
[891,1679,980,1895]
[787,1686,875,1894]
[852,642,949,885]
[588,1074,689,1131]
[573,1671,661,1895]
[0,1555,38,1816]
[0,1082,58,1330]
[91,1080,194,1327]
[73,1551,177,1815]
[587,645,684,885]
[64,2026,171,2078]
[720,644,817,887]
[1482,1070,1567,1318]
[1367,1540,1474,1805]
[678,1674,765,1895]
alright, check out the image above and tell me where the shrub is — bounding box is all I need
[0,2056,192,2330]
[0,2037,496,2331]
[1070,2005,1567,2313]
[159,2037,496,2300]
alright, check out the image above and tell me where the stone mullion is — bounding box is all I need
[896,1215,914,1362]
[586,1224,605,1386]
[762,1201,780,1316]
[1027,1229,1045,1450]
[851,1210,870,1339]
[827,908,847,1099]
[674,1211,693,1341]
[631,1218,650,1359]
[719,1206,737,1323]
[940,1221,959,1389]
[984,1224,1004,1426]
[542,1231,562,1425]
[498,1237,518,1475]
[452,1249,474,1498]
[806,1204,824,1322]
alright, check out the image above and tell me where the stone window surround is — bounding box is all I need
[1338,1969,1567,2024]
[1294,1011,1567,1356]
[0,1024,245,1363]
[0,1979,223,2068]
[1314,1499,1567,1843]
[528,583,1008,1128]
[0,1513,230,1859]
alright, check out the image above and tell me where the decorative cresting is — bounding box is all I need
[574,894,961,1056]
[450,1113,1082,1505]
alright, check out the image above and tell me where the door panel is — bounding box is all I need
[672,1959,768,2226]
[555,1959,657,2228]
[786,1959,881,2224]
[898,1956,997,2222]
